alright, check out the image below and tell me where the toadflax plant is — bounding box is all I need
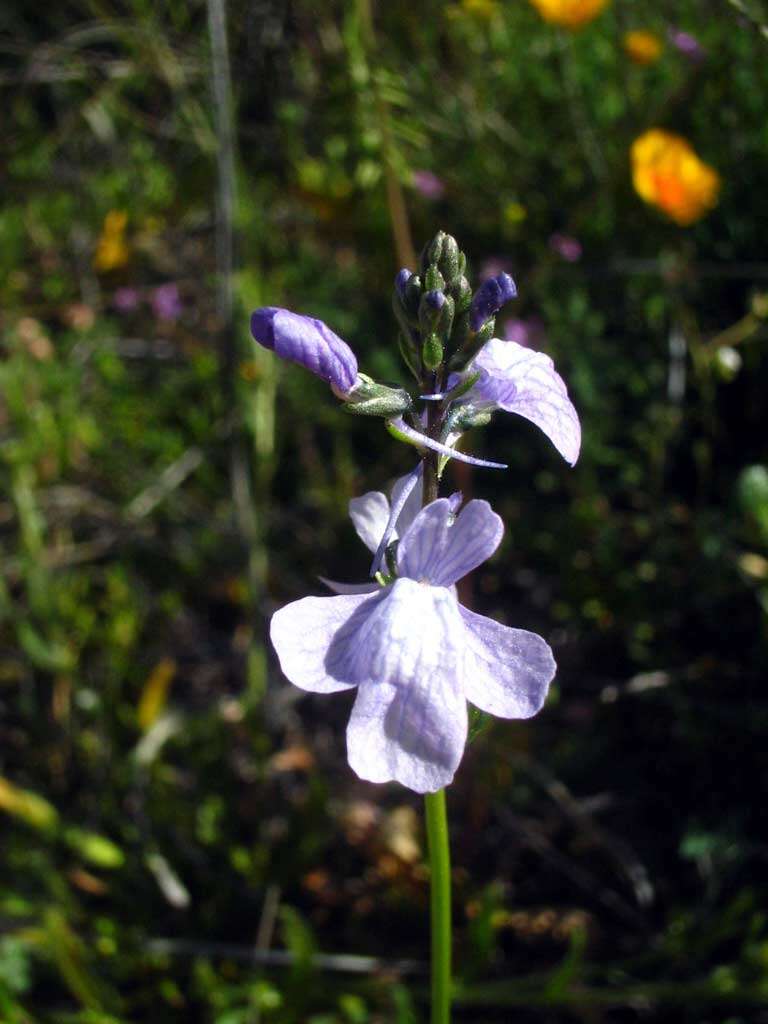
[251,231,580,1023]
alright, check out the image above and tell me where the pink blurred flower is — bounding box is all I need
[549,232,583,262]
[151,283,183,322]
[668,28,706,61]
[478,258,514,282]
[412,170,446,200]
[113,287,141,313]
[502,316,546,348]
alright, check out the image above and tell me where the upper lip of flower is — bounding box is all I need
[449,337,581,466]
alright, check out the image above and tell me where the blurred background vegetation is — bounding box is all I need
[2,0,768,1020]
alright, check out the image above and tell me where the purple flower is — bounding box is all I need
[668,28,706,61]
[412,170,446,200]
[548,233,582,263]
[113,287,141,313]
[451,338,581,465]
[151,283,183,321]
[469,273,518,331]
[502,316,545,347]
[479,258,514,282]
[322,468,426,591]
[424,289,447,311]
[271,496,555,793]
[395,268,413,300]
[250,307,359,397]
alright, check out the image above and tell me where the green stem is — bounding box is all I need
[424,788,452,1024]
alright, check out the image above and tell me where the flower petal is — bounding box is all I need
[370,464,423,576]
[469,273,518,331]
[391,468,424,537]
[460,606,556,718]
[398,499,503,587]
[270,593,374,693]
[341,578,468,792]
[250,307,359,395]
[349,491,390,553]
[468,338,581,465]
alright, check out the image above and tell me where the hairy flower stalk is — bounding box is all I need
[253,230,581,1023]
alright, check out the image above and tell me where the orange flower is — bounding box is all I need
[93,210,130,271]
[623,30,663,65]
[529,0,609,29]
[631,130,720,226]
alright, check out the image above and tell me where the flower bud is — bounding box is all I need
[251,306,358,396]
[422,333,444,371]
[395,268,412,301]
[423,265,446,292]
[448,275,472,313]
[436,234,461,284]
[449,318,496,370]
[469,272,517,332]
[419,231,447,276]
[419,290,455,343]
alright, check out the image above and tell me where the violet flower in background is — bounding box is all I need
[151,283,183,322]
[478,258,514,282]
[113,287,141,313]
[502,316,546,348]
[549,233,583,262]
[271,496,555,793]
[668,28,706,61]
[412,170,446,200]
[250,307,359,397]
[451,338,581,465]
[469,272,517,331]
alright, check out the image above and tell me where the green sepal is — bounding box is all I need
[445,401,493,433]
[419,291,455,342]
[424,265,446,292]
[405,273,423,314]
[419,231,446,276]
[436,234,461,284]
[440,370,482,405]
[448,275,472,314]
[344,374,413,418]
[422,333,444,371]
[468,706,490,744]
[398,331,421,381]
[448,318,495,371]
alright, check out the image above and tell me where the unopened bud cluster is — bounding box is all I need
[393,230,516,387]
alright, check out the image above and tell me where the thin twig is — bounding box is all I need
[145,938,424,976]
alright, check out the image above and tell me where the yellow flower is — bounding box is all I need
[631,130,720,226]
[529,0,609,30]
[623,30,663,65]
[93,210,130,271]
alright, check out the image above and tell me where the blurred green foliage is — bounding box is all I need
[1,0,768,1020]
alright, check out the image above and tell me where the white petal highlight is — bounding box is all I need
[349,491,390,553]
[460,606,556,718]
